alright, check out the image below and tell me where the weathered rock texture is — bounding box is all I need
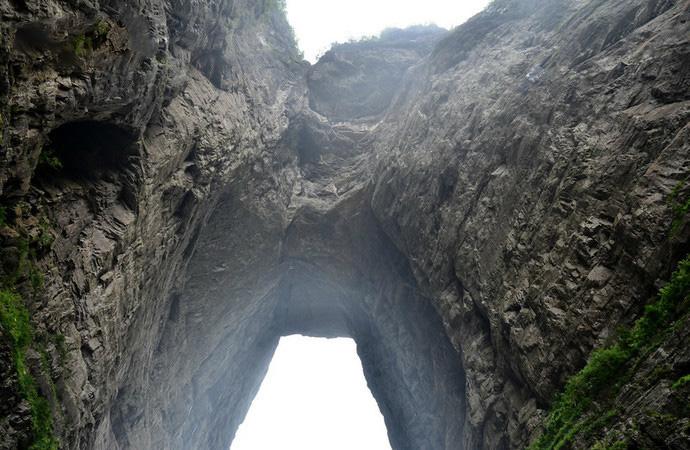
[307,25,445,121]
[0,0,689,449]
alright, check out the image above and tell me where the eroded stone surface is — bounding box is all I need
[371,1,690,446]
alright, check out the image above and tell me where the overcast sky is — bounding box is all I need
[230,336,391,450]
[285,0,491,62]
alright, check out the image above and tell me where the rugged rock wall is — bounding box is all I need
[371,0,690,447]
[0,0,304,448]
[0,0,689,449]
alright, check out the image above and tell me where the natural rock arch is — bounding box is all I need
[110,170,468,449]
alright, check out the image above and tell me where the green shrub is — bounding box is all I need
[71,20,111,58]
[29,268,44,291]
[38,148,63,171]
[672,374,690,390]
[94,20,111,39]
[669,180,690,233]
[72,34,93,58]
[37,219,54,251]
[0,290,32,348]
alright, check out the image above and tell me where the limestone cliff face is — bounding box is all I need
[0,0,688,450]
[371,0,690,447]
[0,0,304,447]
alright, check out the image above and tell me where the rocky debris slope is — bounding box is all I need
[0,0,688,449]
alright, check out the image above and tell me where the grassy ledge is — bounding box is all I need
[528,254,690,450]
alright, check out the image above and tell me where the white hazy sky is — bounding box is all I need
[285,0,492,62]
[230,336,391,450]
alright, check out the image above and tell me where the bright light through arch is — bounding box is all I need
[285,0,492,62]
[230,335,392,450]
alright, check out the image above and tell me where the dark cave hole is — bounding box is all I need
[294,124,321,167]
[31,120,141,211]
[43,120,138,178]
[192,49,228,89]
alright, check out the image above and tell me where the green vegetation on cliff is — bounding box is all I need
[71,19,111,58]
[669,179,690,234]
[0,209,59,449]
[528,255,690,450]
[0,290,58,450]
[38,147,63,171]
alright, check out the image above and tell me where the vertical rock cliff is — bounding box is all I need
[371,0,690,447]
[0,0,688,449]
[1,0,304,447]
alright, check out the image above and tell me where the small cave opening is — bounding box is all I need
[191,49,228,90]
[40,120,138,179]
[32,120,141,210]
[230,335,392,450]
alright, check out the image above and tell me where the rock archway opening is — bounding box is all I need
[230,335,392,450]
[108,185,470,450]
